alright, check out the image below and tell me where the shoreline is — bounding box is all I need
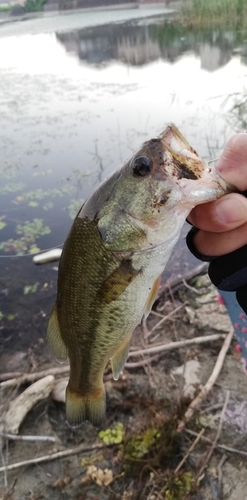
[0,2,178,25]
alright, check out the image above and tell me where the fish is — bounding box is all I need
[47,124,232,427]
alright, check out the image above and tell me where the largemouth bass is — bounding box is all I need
[47,124,231,426]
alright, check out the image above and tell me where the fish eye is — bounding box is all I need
[132,156,153,177]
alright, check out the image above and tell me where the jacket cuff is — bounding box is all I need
[186,226,216,262]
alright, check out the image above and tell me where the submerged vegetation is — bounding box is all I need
[0,218,51,255]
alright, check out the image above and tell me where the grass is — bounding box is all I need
[181,0,247,27]
[0,5,12,11]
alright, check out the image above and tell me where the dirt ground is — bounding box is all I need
[1,273,247,500]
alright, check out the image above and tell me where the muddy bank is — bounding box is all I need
[1,273,247,500]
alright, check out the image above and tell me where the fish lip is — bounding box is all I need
[160,124,206,180]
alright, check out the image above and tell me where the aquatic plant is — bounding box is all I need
[23,284,39,295]
[67,200,83,220]
[0,182,26,194]
[16,186,74,203]
[0,218,51,255]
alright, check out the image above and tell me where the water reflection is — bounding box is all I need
[56,21,247,70]
[0,12,247,358]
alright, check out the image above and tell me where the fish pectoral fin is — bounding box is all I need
[111,336,131,381]
[144,276,161,319]
[66,383,106,427]
[46,305,68,361]
[99,260,140,305]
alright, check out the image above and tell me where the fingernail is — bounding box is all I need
[215,197,247,224]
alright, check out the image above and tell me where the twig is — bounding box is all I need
[1,334,227,391]
[0,366,70,389]
[182,279,201,294]
[175,428,205,474]
[0,437,8,488]
[217,454,228,500]
[184,429,247,458]
[158,262,208,299]
[196,390,230,479]
[125,355,160,369]
[0,433,56,443]
[129,333,227,358]
[144,302,187,340]
[0,441,109,473]
[177,328,233,432]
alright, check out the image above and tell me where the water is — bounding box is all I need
[0,9,247,360]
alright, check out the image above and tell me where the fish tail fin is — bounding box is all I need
[65,383,106,427]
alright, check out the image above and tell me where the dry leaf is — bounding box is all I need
[52,476,70,488]
[82,465,113,486]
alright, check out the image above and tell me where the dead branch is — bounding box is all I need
[125,355,161,368]
[185,429,247,459]
[177,328,233,432]
[158,262,208,299]
[175,428,205,474]
[1,375,55,435]
[0,441,109,473]
[129,333,227,358]
[0,366,70,389]
[196,390,230,480]
[144,302,187,340]
[1,334,226,392]
[217,454,228,499]
[0,433,56,443]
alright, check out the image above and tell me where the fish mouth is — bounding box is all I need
[160,124,206,180]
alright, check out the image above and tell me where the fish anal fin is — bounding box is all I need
[99,260,140,305]
[66,383,106,427]
[111,336,131,381]
[144,276,161,319]
[46,305,68,361]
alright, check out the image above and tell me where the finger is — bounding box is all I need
[193,221,247,257]
[216,133,247,191]
[188,193,247,232]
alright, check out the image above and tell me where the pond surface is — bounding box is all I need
[0,9,247,360]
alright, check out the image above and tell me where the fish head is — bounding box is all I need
[81,125,233,251]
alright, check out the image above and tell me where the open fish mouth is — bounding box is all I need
[160,124,207,181]
[160,124,234,197]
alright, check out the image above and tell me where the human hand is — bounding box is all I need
[187,133,247,257]
[187,133,247,313]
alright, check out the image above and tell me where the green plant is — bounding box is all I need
[24,0,47,12]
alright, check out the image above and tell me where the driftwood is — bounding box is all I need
[1,375,55,435]
[51,377,67,403]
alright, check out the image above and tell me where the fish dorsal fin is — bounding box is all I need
[144,276,161,319]
[99,260,140,305]
[111,335,131,380]
[47,305,68,361]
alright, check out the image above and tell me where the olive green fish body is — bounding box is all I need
[47,124,232,426]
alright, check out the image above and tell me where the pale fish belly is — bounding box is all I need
[87,236,180,381]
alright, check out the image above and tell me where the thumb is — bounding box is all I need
[216,133,247,191]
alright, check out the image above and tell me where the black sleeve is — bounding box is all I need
[186,227,247,314]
